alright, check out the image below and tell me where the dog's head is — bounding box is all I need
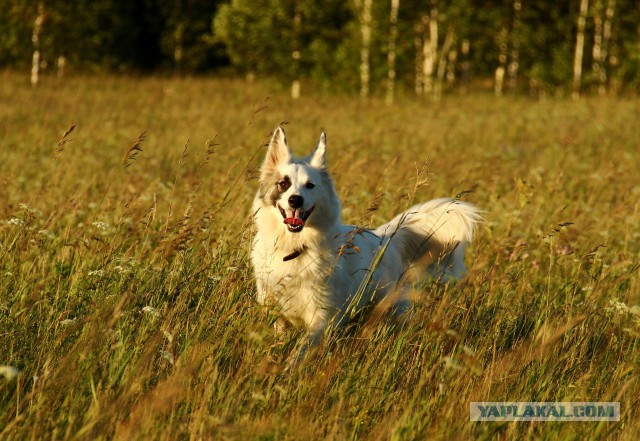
[256,126,340,233]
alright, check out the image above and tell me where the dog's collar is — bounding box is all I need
[283,245,307,262]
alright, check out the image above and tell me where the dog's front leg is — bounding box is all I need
[284,311,351,371]
[284,323,326,371]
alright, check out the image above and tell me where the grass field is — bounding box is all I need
[1,70,639,440]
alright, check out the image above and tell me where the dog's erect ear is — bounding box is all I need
[309,131,327,169]
[264,126,291,169]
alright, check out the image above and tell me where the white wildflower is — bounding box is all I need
[38,230,55,239]
[607,299,630,315]
[142,306,160,318]
[163,330,173,343]
[92,221,110,231]
[19,203,41,216]
[248,331,263,343]
[0,366,21,380]
[628,306,640,328]
[160,351,174,365]
[442,356,463,371]
[88,269,105,277]
[114,265,130,275]
[8,218,25,226]
[113,257,138,275]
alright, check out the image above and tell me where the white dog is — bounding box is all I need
[251,126,481,363]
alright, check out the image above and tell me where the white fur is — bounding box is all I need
[251,127,482,363]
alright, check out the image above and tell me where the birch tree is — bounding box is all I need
[507,0,521,90]
[460,38,470,92]
[31,2,45,86]
[601,0,616,94]
[291,0,302,99]
[495,25,508,96]
[385,0,400,105]
[354,0,373,98]
[446,43,457,87]
[593,0,616,95]
[572,0,589,99]
[592,0,604,89]
[421,0,438,97]
[495,0,521,96]
[414,21,424,96]
[434,27,455,99]
[174,22,184,73]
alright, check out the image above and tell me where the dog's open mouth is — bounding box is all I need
[278,205,315,233]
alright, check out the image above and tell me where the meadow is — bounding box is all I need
[0,70,639,440]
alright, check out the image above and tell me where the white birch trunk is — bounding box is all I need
[355,0,373,98]
[414,22,424,96]
[422,1,438,97]
[508,0,522,90]
[174,22,184,74]
[460,39,470,93]
[495,26,508,96]
[592,0,603,87]
[31,2,45,86]
[386,0,400,105]
[573,0,589,100]
[446,46,457,87]
[56,56,66,78]
[599,0,616,95]
[291,0,302,99]
[435,27,454,100]
[608,30,620,93]
[494,66,505,96]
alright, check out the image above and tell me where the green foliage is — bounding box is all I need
[0,1,33,67]
[157,0,225,71]
[214,0,354,85]
[0,0,226,71]
[214,0,295,76]
[2,0,640,92]
[40,0,164,70]
[517,3,574,89]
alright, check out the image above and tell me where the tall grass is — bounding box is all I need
[1,70,639,439]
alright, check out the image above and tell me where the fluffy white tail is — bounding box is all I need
[374,198,482,279]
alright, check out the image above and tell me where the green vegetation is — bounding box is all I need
[3,0,640,94]
[1,71,639,439]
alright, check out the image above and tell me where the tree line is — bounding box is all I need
[2,0,640,98]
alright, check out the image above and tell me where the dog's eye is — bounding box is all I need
[305,182,315,189]
[278,177,291,191]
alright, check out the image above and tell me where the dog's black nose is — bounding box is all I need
[288,195,303,209]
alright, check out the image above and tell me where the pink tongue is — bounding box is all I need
[284,209,304,226]
[284,218,304,226]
